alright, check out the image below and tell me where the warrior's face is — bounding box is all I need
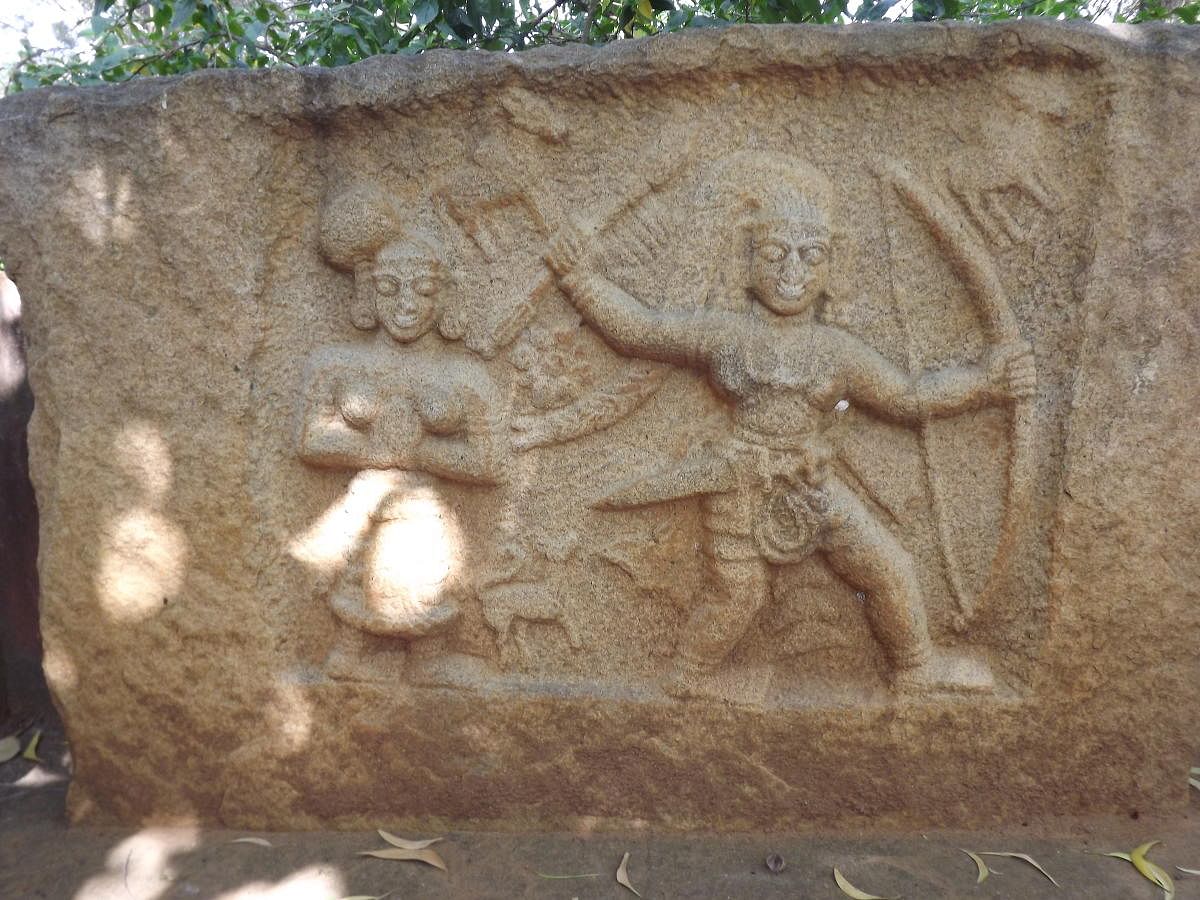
[748,210,830,317]
[358,242,445,343]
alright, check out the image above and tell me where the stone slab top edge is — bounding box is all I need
[0,21,1197,126]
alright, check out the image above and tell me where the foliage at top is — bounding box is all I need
[5,0,1197,95]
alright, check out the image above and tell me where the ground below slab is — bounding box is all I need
[2,711,1197,899]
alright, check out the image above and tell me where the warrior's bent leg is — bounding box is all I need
[820,478,933,673]
[675,555,773,669]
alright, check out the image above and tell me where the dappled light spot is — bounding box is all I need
[115,421,174,501]
[42,640,77,691]
[364,483,461,611]
[290,469,464,630]
[94,422,188,621]
[0,271,23,399]
[212,866,346,900]
[95,508,187,622]
[66,164,135,247]
[9,765,67,789]
[73,827,199,900]
[267,679,314,754]
[288,469,404,574]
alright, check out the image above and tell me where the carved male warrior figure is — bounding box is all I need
[545,153,1036,695]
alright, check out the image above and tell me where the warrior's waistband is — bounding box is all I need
[732,424,824,453]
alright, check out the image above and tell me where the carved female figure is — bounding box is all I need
[545,154,1035,696]
[297,185,505,661]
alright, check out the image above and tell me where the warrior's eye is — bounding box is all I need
[758,243,787,263]
[373,274,400,296]
[413,277,438,297]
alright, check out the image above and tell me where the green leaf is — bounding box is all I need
[414,0,440,26]
[170,0,197,29]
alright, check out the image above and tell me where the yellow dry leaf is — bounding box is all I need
[231,837,273,847]
[21,729,43,763]
[1103,852,1132,862]
[358,847,447,871]
[0,736,19,763]
[536,872,601,879]
[961,850,991,884]
[977,852,1059,887]
[1130,842,1174,899]
[1177,867,1200,875]
[376,829,442,850]
[616,851,642,897]
[833,867,899,899]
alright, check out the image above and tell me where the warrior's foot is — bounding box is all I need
[892,651,994,695]
[663,657,774,705]
[663,656,715,700]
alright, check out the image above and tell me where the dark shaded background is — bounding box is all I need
[1,270,43,723]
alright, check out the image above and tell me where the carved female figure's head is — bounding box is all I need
[319,185,462,344]
[365,237,453,343]
[699,152,835,318]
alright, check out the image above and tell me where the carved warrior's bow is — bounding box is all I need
[878,162,1036,629]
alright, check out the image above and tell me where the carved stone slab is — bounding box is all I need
[2,22,1198,831]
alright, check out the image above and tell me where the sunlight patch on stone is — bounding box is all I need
[212,866,346,900]
[74,827,199,900]
[288,468,405,573]
[66,164,134,246]
[268,679,314,754]
[94,423,187,622]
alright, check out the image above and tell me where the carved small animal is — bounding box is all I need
[480,581,583,665]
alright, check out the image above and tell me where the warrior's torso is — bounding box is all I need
[708,321,846,448]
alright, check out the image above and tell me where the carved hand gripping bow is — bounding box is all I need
[879,162,1036,630]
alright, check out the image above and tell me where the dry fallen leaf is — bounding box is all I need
[616,851,642,897]
[377,829,442,850]
[1188,778,1200,792]
[978,852,1059,888]
[765,853,786,874]
[230,837,273,847]
[0,736,19,764]
[961,850,991,884]
[1177,867,1200,876]
[1103,852,1133,862]
[1130,841,1175,899]
[21,729,43,763]
[536,872,601,879]
[833,867,899,899]
[358,847,447,871]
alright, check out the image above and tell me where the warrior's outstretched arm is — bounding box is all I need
[559,269,722,370]
[832,328,1030,423]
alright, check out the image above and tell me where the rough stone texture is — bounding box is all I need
[0,22,1197,832]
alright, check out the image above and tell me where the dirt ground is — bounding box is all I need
[1,709,1197,900]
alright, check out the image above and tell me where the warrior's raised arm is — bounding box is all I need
[546,223,736,371]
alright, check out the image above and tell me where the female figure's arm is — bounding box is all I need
[297,361,384,468]
[411,384,506,485]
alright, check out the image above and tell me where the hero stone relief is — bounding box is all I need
[295,151,1038,704]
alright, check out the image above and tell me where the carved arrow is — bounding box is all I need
[877,161,1036,630]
